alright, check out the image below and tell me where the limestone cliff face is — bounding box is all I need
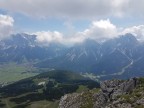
[59,78,144,108]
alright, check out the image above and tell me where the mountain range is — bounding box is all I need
[0,33,144,80]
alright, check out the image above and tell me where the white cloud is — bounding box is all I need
[33,19,118,45]
[63,36,85,45]
[81,20,144,42]
[0,14,14,40]
[33,30,84,46]
[34,31,63,45]
[122,25,144,41]
[0,0,142,19]
[75,21,144,43]
[76,19,118,42]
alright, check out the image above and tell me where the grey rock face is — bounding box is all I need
[59,78,138,108]
[105,103,132,108]
[100,78,137,100]
[136,98,144,105]
[93,91,107,108]
[120,78,137,92]
[59,93,82,108]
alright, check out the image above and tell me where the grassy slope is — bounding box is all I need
[0,97,59,108]
[0,70,100,108]
[0,63,38,83]
[76,85,89,93]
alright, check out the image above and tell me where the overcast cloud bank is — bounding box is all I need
[0,14,14,40]
[0,0,144,19]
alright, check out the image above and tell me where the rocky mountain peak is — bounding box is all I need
[119,33,138,43]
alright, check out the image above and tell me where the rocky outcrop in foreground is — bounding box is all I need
[59,78,144,108]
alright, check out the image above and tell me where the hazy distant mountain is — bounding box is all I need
[1,33,144,79]
[36,33,144,79]
[0,33,67,63]
[91,34,139,74]
[36,39,102,72]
